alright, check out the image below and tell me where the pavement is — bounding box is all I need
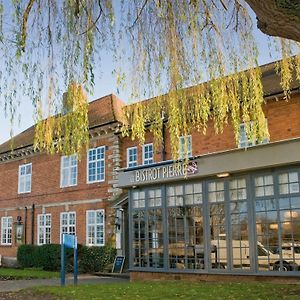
[0,274,129,292]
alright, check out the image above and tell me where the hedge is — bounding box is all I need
[17,244,116,273]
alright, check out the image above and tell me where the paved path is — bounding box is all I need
[0,275,129,292]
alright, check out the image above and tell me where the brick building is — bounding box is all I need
[1,60,300,282]
[117,61,300,281]
[0,94,125,265]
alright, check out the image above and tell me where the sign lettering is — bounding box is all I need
[133,161,198,183]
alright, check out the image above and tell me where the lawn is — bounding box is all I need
[7,281,300,300]
[0,267,59,280]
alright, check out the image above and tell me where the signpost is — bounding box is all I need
[112,256,125,273]
[61,234,78,286]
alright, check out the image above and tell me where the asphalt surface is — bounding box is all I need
[0,275,129,292]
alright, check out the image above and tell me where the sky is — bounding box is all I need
[0,6,282,145]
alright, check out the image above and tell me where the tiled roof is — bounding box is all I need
[0,94,125,154]
[260,61,299,96]
[1,59,299,155]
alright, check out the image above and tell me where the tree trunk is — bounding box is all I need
[245,0,300,42]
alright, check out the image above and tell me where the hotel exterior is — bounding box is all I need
[117,61,300,281]
[1,60,300,283]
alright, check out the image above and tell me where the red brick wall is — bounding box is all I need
[130,271,300,284]
[121,94,300,168]
[0,134,118,257]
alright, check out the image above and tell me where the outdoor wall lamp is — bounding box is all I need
[217,172,230,178]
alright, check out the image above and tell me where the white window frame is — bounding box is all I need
[142,143,154,165]
[60,155,78,188]
[1,216,13,245]
[60,211,76,242]
[86,209,105,246]
[127,146,138,168]
[87,146,105,184]
[179,135,192,159]
[18,163,32,194]
[37,214,51,245]
[239,119,269,148]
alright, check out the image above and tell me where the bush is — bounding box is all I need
[17,245,38,268]
[17,244,116,273]
[79,245,116,273]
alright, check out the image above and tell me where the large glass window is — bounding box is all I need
[148,207,163,268]
[1,216,12,245]
[255,171,300,272]
[208,181,227,269]
[86,210,105,246]
[18,163,32,193]
[229,178,250,270]
[87,146,105,183]
[130,167,300,275]
[132,205,146,268]
[60,155,77,187]
[167,183,204,270]
[37,214,51,245]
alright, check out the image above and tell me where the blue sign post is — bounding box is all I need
[60,234,78,286]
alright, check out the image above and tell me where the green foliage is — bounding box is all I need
[17,244,116,273]
[0,1,299,159]
[17,244,38,268]
[79,245,116,273]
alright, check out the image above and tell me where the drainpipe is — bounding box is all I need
[161,112,166,161]
[31,204,35,245]
[24,206,27,244]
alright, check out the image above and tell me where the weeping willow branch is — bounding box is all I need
[20,0,36,52]
[0,0,300,159]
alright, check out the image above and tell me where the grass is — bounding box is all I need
[12,281,300,300]
[0,267,59,280]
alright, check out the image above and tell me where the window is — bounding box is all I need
[143,143,154,165]
[239,121,269,148]
[127,147,137,168]
[86,210,105,246]
[60,155,77,187]
[255,175,274,197]
[87,146,105,183]
[132,190,146,208]
[18,163,32,193]
[37,214,51,245]
[279,172,299,194]
[1,217,12,245]
[179,135,192,159]
[60,212,76,239]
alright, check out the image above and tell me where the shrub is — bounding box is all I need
[79,245,116,273]
[17,244,116,273]
[17,245,38,268]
